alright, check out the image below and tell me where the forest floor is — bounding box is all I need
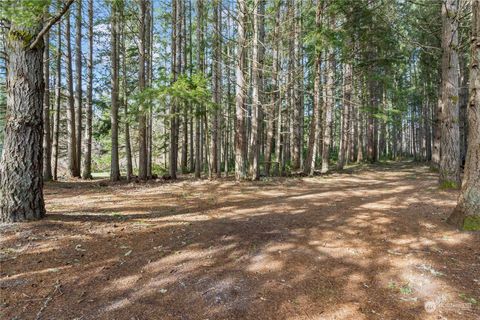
[1,162,479,320]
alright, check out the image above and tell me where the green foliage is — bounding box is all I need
[0,0,50,27]
[462,215,480,231]
[440,180,459,190]
[459,293,478,305]
[160,73,213,110]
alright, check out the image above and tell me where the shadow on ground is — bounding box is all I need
[0,162,479,320]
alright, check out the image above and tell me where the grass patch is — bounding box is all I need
[459,293,478,305]
[463,215,480,231]
[440,180,459,190]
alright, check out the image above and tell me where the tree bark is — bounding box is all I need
[235,0,247,180]
[447,0,480,230]
[265,1,281,176]
[439,0,461,188]
[43,29,53,181]
[66,11,78,177]
[321,21,334,174]
[110,0,120,181]
[304,0,322,176]
[338,62,352,170]
[52,16,62,181]
[120,3,132,181]
[138,0,148,180]
[0,23,45,222]
[74,0,82,178]
[82,0,93,179]
[249,0,264,180]
[195,0,204,179]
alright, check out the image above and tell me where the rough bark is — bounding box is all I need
[52,17,62,181]
[138,0,148,180]
[110,0,120,181]
[120,4,132,181]
[304,0,322,176]
[195,0,204,179]
[42,30,52,181]
[447,0,480,230]
[265,2,281,176]
[249,0,264,180]
[439,0,461,188]
[210,0,222,179]
[82,0,93,179]
[74,0,82,178]
[66,11,78,177]
[0,23,45,222]
[234,0,247,180]
[321,24,334,174]
[338,62,352,170]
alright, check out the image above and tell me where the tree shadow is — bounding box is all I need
[1,162,479,320]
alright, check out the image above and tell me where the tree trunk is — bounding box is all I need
[447,0,480,230]
[110,0,120,181]
[120,3,132,181]
[321,23,334,174]
[82,0,93,179]
[52,17,62,181]
[0,23,45,222]
[66,12,78,177]
[210,0,222,179]
[338,62,352,170]
[304,0,322,176]
[439,0,461,188]
[74,0,82,178]
[138,0,148,180]
[235,0,247,180]
[249,0,264,180]
[265,2,280,176]
[43,30,52,181]
[195,0,204,179]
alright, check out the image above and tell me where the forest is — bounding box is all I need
[0,0,479,319]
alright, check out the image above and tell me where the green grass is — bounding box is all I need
[463,215,480,231]
[440,180,459,190]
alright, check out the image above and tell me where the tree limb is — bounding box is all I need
[29,0,75,50]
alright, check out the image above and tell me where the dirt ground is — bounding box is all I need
[0,162,479,320]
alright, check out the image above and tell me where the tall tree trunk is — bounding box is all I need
[448,0,480,230]
[120,4,132,181]
[138,0,148,180]
[210,0,222,179]
[52,17,62,181]
[265,1,281,176]
[304,0,322,176]
[146,0,153,178]
[74,0,82,177]
[0,23,45,222]
[66,11,78,177]
[321,21,334,174]
[195,0,204,179]
[459,53,469,165]
[169,0,180,179]
[249,0,264,180]
[110,0,120,181]
[43,30,53,181]
[82,0,93,179]
[235,0,247,180]
[338,62,352,170]
[439,0,461,188]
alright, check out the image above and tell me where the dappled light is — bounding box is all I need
[1,163,478,319]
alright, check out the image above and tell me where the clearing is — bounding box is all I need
[1,162,479,320]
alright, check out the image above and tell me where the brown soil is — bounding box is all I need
[1,162,479,320]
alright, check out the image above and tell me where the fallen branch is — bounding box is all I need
[35,280,62,320]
